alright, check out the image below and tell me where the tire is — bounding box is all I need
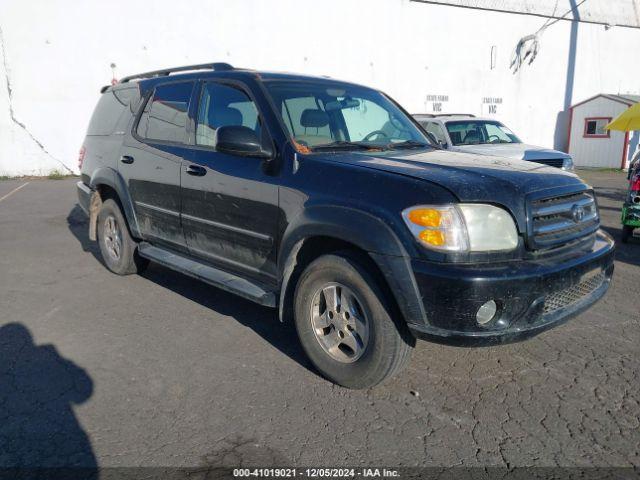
[293,252,414,389]
[621,225,633,243]
[97,198,148,275]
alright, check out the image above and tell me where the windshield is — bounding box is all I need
[264,81,432,151]
[445,120,521,146]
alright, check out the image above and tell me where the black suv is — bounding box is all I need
[77,63,614,388]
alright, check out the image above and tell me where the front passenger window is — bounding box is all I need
[196,83,261,146]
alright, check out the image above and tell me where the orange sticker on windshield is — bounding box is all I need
[292,140,311,154]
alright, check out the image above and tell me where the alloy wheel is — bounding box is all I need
[309,283,370,363]
[103,215,122,261]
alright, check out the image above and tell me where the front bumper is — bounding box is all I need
[407,230,615,346]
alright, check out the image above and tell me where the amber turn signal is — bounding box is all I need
[407,208,442,227]
[418,229,445,246]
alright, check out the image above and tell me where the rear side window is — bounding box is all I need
[136,82,194,143]
[86,87,137,136]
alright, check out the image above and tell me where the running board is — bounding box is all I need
[138,243,277,307]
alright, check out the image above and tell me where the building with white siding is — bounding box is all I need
[568,94,640,169]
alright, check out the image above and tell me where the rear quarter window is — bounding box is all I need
[136,82,195,144]
[86,87,138,136]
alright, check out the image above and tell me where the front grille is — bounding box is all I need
[531,158,564,168]
[528,190,600,250]
[543,272,605,315]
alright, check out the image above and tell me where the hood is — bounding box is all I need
[453,143,572,161]
[316,149,587,232]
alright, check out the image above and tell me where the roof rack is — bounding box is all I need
[119,62,234,83]
[436,113,476,118]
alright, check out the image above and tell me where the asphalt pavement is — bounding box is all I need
[0,170,638,474]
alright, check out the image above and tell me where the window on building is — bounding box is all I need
[137,82,194,143]
[583,118,611,138]
[196,83,261,147]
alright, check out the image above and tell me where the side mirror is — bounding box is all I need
[214,125,273,159]
[438,140,448,149]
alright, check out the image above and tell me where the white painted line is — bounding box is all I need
[0,181,30,203]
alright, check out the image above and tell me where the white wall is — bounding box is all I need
[1,0,639,176]
[568,97,630,168]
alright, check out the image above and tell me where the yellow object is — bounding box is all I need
[408,208,442,227]
[419,230,445,246]
[605,103,640,132]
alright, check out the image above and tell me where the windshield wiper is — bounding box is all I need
[311,141,387,152]
[387,140,430,150]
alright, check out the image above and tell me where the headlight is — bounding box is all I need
[402,204,518,252]
[562,157,574,171]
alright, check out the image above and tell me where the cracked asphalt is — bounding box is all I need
[0,170,638,473]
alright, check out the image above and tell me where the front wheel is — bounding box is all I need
[621,225,633,243]
[294,253,414,389]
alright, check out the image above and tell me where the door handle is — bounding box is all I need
[186,165,207,176]
[120,155,134,164]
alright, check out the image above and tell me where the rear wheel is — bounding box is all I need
[621,225,633,243]
[97,198,148,275]
[294,252,414,389]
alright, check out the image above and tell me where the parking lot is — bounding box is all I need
[0,170,638,472]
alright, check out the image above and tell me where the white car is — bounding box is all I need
[413,114,574,171]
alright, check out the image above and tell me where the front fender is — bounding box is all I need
[90,167,141,238]
[278,205,428,327]
[279,205,408,264]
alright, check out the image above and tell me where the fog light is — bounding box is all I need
[476,300,497,325]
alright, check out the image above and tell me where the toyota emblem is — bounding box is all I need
[571,204,585,223]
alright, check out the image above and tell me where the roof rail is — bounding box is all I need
[119,62,234,83]
[436,113,476,118]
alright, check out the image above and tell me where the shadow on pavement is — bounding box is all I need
[0,323,97,479]
[593,187,627,203]
[601,225,640,267]
[66,205,314,376]
[66,205,102,263]
[140,262,313,373]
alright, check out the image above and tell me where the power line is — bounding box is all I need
[409,0,640,29]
